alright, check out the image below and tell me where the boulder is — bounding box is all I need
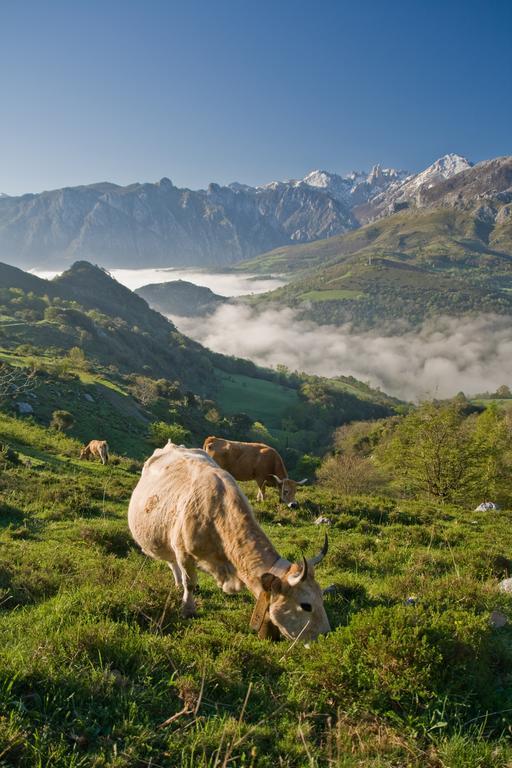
[16,402,33,415]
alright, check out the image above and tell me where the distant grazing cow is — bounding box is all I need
[80,440,109,465]
[128,442,330,642]
[202,436,307,508]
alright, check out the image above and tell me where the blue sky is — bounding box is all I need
[1,0,511,195]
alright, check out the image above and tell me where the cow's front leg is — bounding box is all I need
[256,480,266,502]
[176,553,198,618]
[167,560,182,587]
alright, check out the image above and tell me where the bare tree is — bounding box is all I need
[130,375,159,407]
[0,362,37,405]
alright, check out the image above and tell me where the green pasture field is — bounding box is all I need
[299,289,365,302]
[214,372,298,429]
[1,412,512,766]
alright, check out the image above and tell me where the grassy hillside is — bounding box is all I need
[251,258,512,330]
[0,260,400,467]
[239,207,512,330]
[135,280,227,317]
[237,204,512,277]
[1,412,512,766]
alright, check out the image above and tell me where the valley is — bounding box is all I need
[1,152,512,767]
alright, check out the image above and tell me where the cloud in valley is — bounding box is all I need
[170,305,512,401]
[31,267,286,296]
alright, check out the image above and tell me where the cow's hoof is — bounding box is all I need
[181,605,197,619]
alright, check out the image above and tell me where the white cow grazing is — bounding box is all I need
[128,442,330,643]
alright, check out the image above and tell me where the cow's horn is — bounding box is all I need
[287,555,308,586]
[309,534,328,566]
[270,474,283,485]
[297,478,308,485]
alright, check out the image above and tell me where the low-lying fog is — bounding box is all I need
[171,305,512,402]
[31,266,511,401]
[31,267,286,296]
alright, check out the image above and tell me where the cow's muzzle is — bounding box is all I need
[287,501,299,509]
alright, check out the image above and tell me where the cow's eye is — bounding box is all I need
[300,602,312,612]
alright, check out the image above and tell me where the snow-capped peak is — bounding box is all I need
[233,153,474,216]
[302,170,341,188]
[406,153,473,192]
[302,165,410,205]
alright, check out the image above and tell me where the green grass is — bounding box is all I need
[215,371,298,428]
[0,350,149,458]
[1,412,512,765]
[299,289,365,302]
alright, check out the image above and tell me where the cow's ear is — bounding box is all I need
[261,573,282,593]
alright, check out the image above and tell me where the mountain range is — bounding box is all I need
[239,157,512,330]
[0,153,491,270]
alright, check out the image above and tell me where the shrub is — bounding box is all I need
[296,453,321,477]
[148,420,190,446]
[288,605,512,733]
[66,346,89,371]
[317,453,385,495]
[50,410,74,432]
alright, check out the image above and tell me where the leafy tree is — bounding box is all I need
[376,401,479,502]
[229,412,253,438]
[66,346,89,371]
[296,453,321,477]
[250,421,274,444]
[471,405,512,502]
[184,391,198,408]
[149,421,190,447]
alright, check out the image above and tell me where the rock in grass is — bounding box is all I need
[498,578,512,594]
[16,402,33,414]
[489,610,508,628]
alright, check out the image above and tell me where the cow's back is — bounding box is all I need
[203,437,284,483]
[128,444,244,561]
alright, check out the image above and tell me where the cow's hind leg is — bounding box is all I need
[176,553,198,618]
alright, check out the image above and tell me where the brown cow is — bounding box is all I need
[203,436,307,508]
[80,440,109,465]
[128,442,330,642]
